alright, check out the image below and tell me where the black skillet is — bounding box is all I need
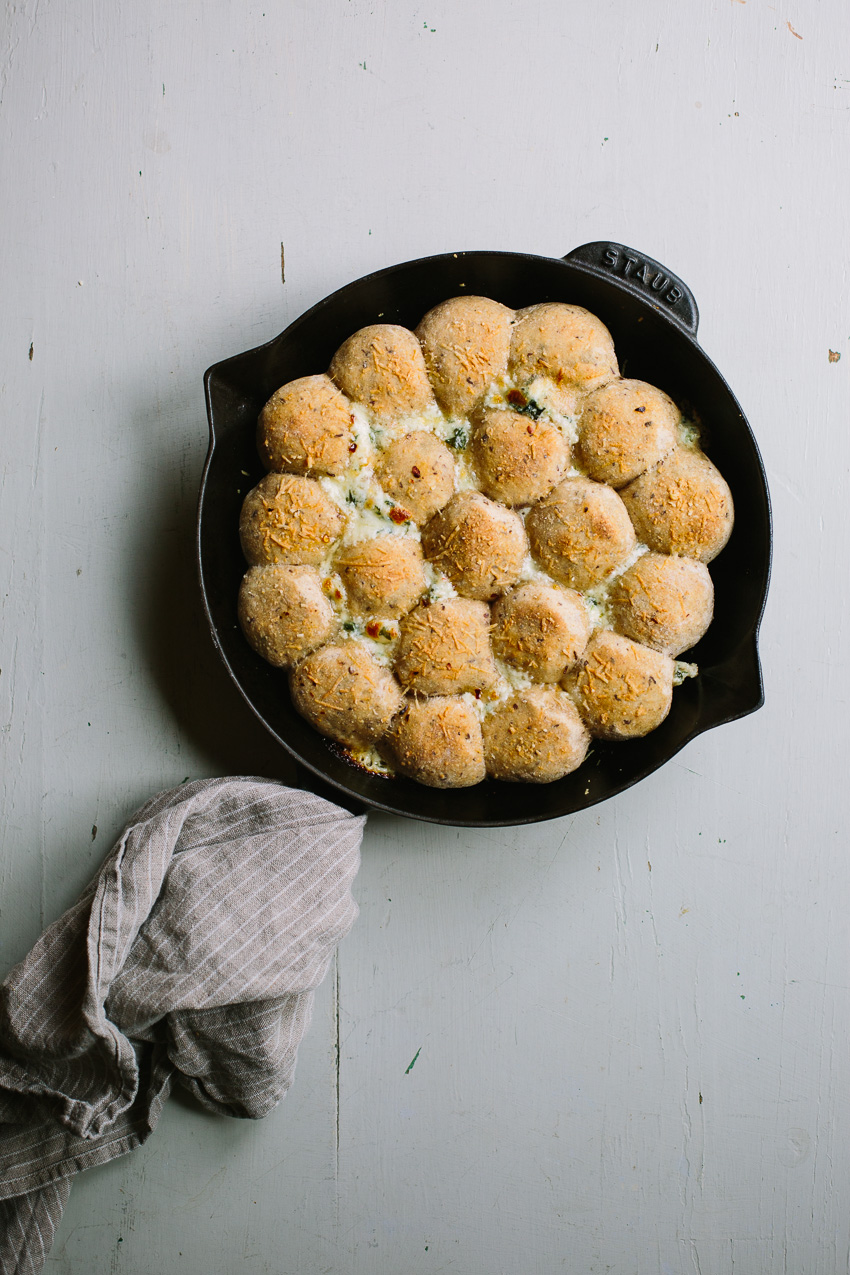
[197,242,771,827]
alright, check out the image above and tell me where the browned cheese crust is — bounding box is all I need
[239,473,346,566]
[609,552,714,656]
[620,448,734,563]
[389,696,485,788]
[237,295,738,786]
[328,324,435,420]
[375,431,456,525]
[482,685,590,783]
[509,302,619,392]
[238,564,336,668]
[335,535,427,618]
[471,407,569,506]
[491,579,591,682]
[525,477,636,590]
[394,597,497,696]
[257,374,354,477]
[415,295,514,417]
[577,378,679,488]
[420,491,528,600]
[289,641,404,749]
[561,630,674,739]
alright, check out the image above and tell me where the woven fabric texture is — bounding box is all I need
[0,778,365,1274]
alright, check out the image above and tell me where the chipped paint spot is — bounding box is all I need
[829,349,840,363]
[787,19,802,38]
[280,242,285,285]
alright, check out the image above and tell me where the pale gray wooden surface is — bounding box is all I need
[2,1,848,1271]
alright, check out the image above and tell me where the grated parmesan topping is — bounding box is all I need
[245,346,707,777]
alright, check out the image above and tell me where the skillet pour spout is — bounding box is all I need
[198,242,771,827]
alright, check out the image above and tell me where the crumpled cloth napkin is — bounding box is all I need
[0,777,366,1275]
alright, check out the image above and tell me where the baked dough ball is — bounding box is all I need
[389,696,485,788]
[415,295,514,416]
[421,491,528,601]
[491,580,591,682]
[608,552,714,656]
[510,303,618,392]
[561,630,674,740]
[577,379,679,488]
[375,431,455,525]
[620,448,734,563]
[525,478,636,590]
[238,565,335,668]
[335,535,426,618]
[289,641,404,750]
[239,473,346,567]
[482,686,590,783]
[394,598,497,696]
[328,324,435,420]
[471,408,569,506]
[257,374,353,477]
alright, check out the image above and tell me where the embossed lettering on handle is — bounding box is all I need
[564,242,699,335]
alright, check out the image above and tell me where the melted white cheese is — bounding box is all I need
[677,415,701,450]
[673,660,699,686]
[273,372,701,776]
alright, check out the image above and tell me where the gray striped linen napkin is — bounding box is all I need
[0,777,366,1274]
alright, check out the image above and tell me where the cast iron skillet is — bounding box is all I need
[198,242,771,827]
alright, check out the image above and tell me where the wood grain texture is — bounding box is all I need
[1,0,848,1270]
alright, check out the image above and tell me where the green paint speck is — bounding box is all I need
[405,1046,422,1074]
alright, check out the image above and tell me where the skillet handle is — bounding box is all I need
[564,242,699,337]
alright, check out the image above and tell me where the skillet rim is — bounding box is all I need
[197,245,772,827]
